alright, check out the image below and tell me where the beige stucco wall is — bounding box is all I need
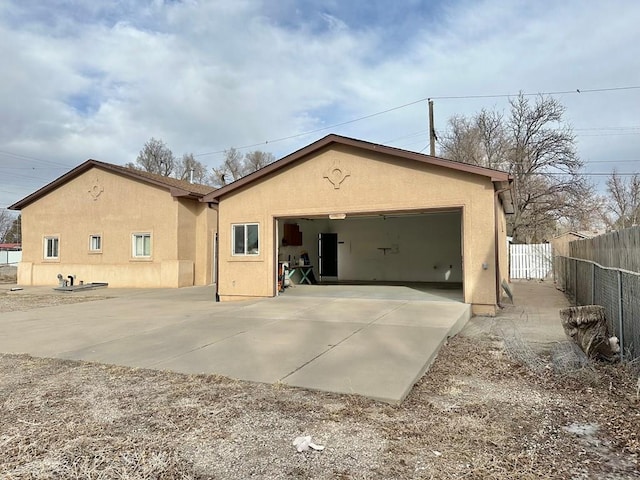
[551,233,580,258]
[17,167,216,288]
[217,144,503,313]
[496,199,510,301]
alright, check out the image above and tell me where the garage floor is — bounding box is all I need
[0,284,470,403]
[282,282,463,302]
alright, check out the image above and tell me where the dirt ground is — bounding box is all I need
[0,265,17,284]
[0,289,639,479]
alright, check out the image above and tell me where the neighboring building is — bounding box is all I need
[9,134,514,314]
[9,160,217,288]
[202,134,513,315]
[551,230,601,258]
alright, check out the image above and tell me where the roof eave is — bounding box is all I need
[201,134,513,202]
[9,160,98,210]
[494,179,515,214]
[8,159,210,209]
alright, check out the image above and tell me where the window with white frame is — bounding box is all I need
[44,236,59,259]
[232,223,259,255]
[132,233,151,258]
[89,234,102,252]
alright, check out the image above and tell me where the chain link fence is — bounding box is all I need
[555,256,639,361]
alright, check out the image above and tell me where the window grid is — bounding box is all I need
[44,236,59,259]
[132,233,151,258]
[89,235,102,252]
[232,223,259,256]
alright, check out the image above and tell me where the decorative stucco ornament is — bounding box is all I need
[324,161,350,189]
[88,180,104,200]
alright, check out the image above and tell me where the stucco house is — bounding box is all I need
[203,134,513,315]
[9,134,513,314]
[9,160,217,288]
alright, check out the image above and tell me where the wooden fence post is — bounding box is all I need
[591,263,596,305]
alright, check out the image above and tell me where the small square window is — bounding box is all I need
[232,223,259,255]
[44,236,59,259]
[89,235,102,252]
[132,233,151,258]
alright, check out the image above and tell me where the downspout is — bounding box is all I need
[210,202,220,302]
[215,230,220,302]
[494,187,511,309]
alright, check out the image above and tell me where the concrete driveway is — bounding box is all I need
[0,285,470,403]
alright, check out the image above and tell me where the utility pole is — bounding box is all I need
[428,99,436,156]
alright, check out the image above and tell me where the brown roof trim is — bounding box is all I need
[9,159,215,210]
[201,134,512,202]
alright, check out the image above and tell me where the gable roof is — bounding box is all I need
[201,134,513,209]
[9,159,215,210]
[553,230,603,240]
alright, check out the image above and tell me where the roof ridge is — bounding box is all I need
[88,159,214,194]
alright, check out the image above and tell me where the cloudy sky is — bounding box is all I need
[1,0,639,209]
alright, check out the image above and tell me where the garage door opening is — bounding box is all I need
[276,209,463,300]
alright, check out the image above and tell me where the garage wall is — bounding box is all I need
[333,213,461,282]
[217,143,500,312]
[279,214,461,283]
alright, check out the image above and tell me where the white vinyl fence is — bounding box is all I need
[509,243,553,279]
[0,250,21,265]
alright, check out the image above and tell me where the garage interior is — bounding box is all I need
[276,209,463,298]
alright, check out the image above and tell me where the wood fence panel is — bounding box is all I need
[570,227,640,273]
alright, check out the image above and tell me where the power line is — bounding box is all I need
[194,85,640,157]
[429,85,640,101]
[0,150,70,168]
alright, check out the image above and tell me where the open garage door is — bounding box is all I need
[277,209,463,287]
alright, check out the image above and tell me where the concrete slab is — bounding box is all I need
[0,283,471,403]
[282,301,471,403]
[152,319,363,383]
[283,324,452,402]
[295,298,406,324]
[57,316,274,367]
[285,283,463,302]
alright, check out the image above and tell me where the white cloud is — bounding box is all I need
[1,0,639,208]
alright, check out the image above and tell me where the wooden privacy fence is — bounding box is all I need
[570,226,640,273]
[510,243,553,279]
[555,256,639,361]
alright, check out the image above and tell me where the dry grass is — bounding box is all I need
[0,265,17,284]
[1,331,638,479]
[0,291,109,313]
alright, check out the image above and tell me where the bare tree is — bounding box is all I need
[0,209,14,242]
[132,137,175,176]
[0,212,20,243]
[175,153,209,184]
[244,151,276,173]
[210,149,276,187]
[440,94,592,242]
[211,148,244,187]
[604,171,640,229]
[441,110,509,170]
